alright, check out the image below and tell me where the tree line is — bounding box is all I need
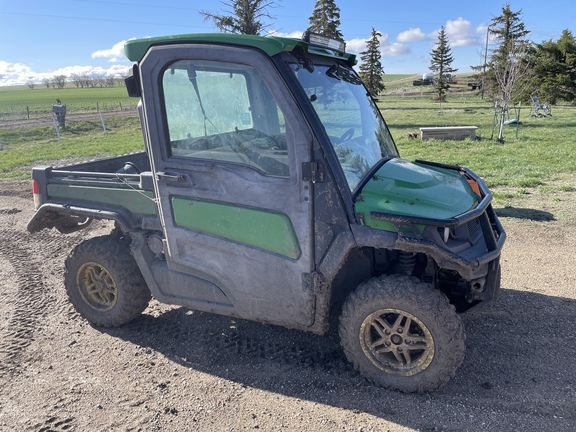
[27,74,127,90]
[31,0,574,110]
[472,4,576,108]
[200,0,575,108]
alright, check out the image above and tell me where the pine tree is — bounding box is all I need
[486,4,532,141]
[531,29,576,103]
[359,28,385,97]
[307,0,343,40]
[485,3,532,104]
[490,3,530,65]
[429,26,457,102]
[200,0,277,35]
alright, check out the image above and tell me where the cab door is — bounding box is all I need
[138,44,316,327]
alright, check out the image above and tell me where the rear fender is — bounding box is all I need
[27,203,133,234]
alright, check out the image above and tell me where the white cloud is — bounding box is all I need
[0,61,39,86]
[267,30,304,39]
[382,43,411,57]
[0,61,130,87]
[476,24,498,43]
[347,33,410,58]
[397,28,427,43]
[92,40,130,60]
[346,37,368,53]
[50,64,131,78]
[443,18,478,47]
[0,38,136,86]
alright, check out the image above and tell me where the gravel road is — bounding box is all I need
[1,179,575,432]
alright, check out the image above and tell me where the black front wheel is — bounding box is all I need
[339,274,465,393]
[64,235,151,327]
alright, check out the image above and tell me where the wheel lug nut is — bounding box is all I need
[397,327,403,333]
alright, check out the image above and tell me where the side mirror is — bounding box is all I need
[125,65,141,98]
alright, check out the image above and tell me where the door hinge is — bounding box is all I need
[302,161,323,183]
[302,271,326,295]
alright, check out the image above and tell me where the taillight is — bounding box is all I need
[32,179,41,209]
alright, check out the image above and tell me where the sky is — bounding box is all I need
[0,0,575,87]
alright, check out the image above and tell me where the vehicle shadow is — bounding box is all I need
[101,286,576,430]
[494,207,556,221]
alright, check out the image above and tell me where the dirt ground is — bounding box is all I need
[1,179,575,432]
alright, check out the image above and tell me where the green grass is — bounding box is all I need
[0,116,143,180]
[383,98,576,188]
[1,89,575,199]
[0,85,135,116]
[380,74,420,92]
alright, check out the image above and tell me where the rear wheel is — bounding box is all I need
[339,274,465,392]
[64,235,151,327]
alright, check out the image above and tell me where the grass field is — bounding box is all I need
[0,116,143,180]
[381,98,576,188]
[0,85,135,116]
[1,87,575,208]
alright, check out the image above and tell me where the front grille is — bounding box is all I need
[467,218,481,240]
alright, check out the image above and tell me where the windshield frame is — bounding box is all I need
[285,52,399,193]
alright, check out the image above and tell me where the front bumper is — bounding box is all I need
[361,161,506,281]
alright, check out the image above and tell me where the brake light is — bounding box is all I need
[32,179,41,209]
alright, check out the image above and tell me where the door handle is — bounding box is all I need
[156,171,185,183]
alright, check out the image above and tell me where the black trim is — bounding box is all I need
[370,190,492,228]
[125,65,141,98]
[27,203,136,234]
[395,230,505,274]
[352,157,393,201]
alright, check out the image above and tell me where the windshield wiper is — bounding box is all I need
[325,64,363,85]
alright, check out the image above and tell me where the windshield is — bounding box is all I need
[290,59,398,190]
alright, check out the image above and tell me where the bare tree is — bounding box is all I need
[93,76,106,88]
[71,73,83,88]
[200,0,278,35]
[51,75,67,89]
[81,74,91,88]
[119,74,129,87]
[26,81,36,90]
[493,40,532,141]
[42,78,51,89]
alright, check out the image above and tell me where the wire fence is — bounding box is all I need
[0,103,139,132]
[0,102,138,122]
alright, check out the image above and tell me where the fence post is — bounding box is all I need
[515,101,522,139]
[27,106,30,119]
[51,113,61,139]
[97,104,107,134]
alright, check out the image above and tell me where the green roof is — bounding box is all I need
[124,33,356,64]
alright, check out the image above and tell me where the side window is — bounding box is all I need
[162,59,289,177]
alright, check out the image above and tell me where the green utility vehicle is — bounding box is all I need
[28,32,505,393]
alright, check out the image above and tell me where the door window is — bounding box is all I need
[162,59,289,177]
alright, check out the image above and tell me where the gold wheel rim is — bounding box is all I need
[77,262,118,312]
[360,308,434,376]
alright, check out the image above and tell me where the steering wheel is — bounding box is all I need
[338,128,355,143]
